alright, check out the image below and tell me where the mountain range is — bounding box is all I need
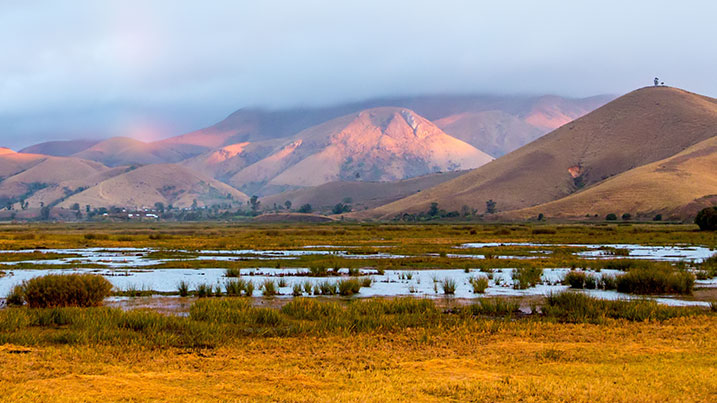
[1,93,610,218]
[360,87,717,221]
[7,87,717,222]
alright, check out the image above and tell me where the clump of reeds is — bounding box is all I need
[261,280,277,296]
[542,292,702,323]
[225,267,242,277]
[468,298,520,316]
[469,276,489,293]
[441,278,456,295]
[337,278,361,296]
[615,267,694,295]
[512,267,543,289]
[18,274,112,308]
[177,281,190,297]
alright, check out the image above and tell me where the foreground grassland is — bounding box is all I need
[1,313,716,401]
[1,222,717,401]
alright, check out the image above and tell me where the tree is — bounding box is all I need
[250,195,260,212]
[428,202,439,216]
[653,214,662,221]
[605,213,618,221]
[284,200,292,210]
[332,203,352,214]
[154,202,165,213]
[40,206,51,221]
[298,204,313,213]
[485,199,497,214]
[621,213,632,221]
[695,207,717,231]
[70,203,80,211]
[85,205,91,213]
[537,213,545,221]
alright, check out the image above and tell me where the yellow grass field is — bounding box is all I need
[2,317,717,402]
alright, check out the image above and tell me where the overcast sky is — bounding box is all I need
[1,0,716,149]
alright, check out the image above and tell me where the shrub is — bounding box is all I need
[21,274,112,308]
[695,207,717,230]
[225,268,242,277]
[616,267,694,295]
[605,213,618,221]
[317,280,337,296]
[512,267,543,289]
[261,280,277,296]
[177,281,190,297]
[303,281,313,294]
[6,285,25,306]
[196,283,212,298]
[469,277,489,293]
[564,271,586,288]
[599,275,617,290]
[225,279,245,296]
[699,254,717,278]
[244,281,255,297]
[653,214,662,221]
[441,278,456,295]
[584,274,597,289]
[621,213,632,221]
[337,278,361,296]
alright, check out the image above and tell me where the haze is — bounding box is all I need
[2,0,716,149]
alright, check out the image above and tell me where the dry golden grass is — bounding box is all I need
[1,317,716,402]
[511,136,717,219]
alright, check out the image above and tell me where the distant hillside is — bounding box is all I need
[260,171,466,212]
[20,139,100,157]
[507,136,717,220]
[226,107,492,195]
[72,137,186,167]
[360,87,717,219]
[58,164,248,209]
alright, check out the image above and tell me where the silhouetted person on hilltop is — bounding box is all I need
[654,77,659,86]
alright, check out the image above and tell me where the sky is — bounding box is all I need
[1,0,716,149]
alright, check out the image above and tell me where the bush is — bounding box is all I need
[441,278,456,295]
[261,280,277,296]
[605,213,618,221]
[695,207,717,231]
[20,274,112,308]
[337,278,361,296]
[177,281,190,297]
[469,277,489,293]
[225,268,242,277]
[616,267,694,295]
[512,267,543,289]
[564,271,586,288]
[6,285,25,306]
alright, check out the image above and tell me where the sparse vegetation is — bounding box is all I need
[512,267,543,289]
[469,276,489,293]
[441,278,456,294]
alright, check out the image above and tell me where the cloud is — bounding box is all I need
[1,0,716,148]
